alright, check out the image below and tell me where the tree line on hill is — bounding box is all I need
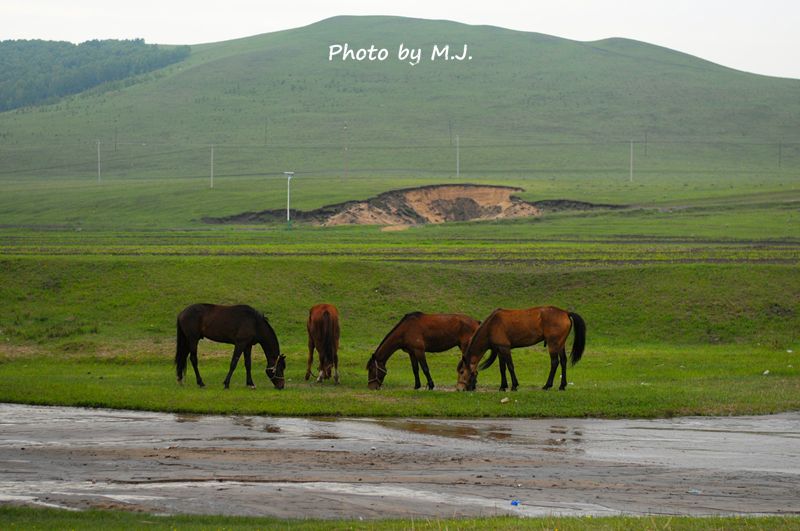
[0,39,190,112]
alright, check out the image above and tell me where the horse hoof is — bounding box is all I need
[558,387,566,391]
[542,386,551,391]
[499,387,507,392]
[511,386,518,392]
[248,384,256,389]
[304,373,311,381]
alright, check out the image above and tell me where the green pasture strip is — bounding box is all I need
[1,256,797,349]
[0,173,797,232]
[2,507,798,530]
[1,344,797,417]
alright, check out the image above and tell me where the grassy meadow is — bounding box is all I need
[3,506,800,530]
[0,171,797,417]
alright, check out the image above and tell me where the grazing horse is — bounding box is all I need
[367,312,480,390]
[175,303,286,390]
[456,306,585,391]
[305,303,341,384]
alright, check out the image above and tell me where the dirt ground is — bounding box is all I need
[204,184,617,226]
[0,404,798,519]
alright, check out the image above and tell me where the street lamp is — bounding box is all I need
[284,171,295,228]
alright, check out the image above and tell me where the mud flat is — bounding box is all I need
[0,404,798,519]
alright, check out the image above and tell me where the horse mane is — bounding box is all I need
[373,311,423,356]
[253,308,280,355]
[464,308,501,365]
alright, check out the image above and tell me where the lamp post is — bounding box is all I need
[284,171,295,229]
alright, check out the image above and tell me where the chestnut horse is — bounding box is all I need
[305,303,341,384]
[456,306,585,391]
[175,303,286,389]
[367,312,480,390]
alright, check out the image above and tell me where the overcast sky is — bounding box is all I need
[2,0,798,79]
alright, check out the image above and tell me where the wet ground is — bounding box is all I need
[0,404,798,519]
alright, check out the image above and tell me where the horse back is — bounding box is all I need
[179,303,262,344]
[308,303,340,344]
[416,313,477,352]
[491,306,571,347]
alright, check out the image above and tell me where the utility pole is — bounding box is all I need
[96,140,101,183]
[456,135,460,179]
[284,171,294,229]
[210,145,214,188]
[629,139,634,183]
[343,122,349,179]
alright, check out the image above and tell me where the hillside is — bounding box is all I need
[0,15,798,182]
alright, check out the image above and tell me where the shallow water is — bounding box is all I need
[0,404,798,518]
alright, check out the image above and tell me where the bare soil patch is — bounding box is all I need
[205,184,621,226]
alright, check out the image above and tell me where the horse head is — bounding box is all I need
[266,354,286,390]
[366,354,387,390]
[456,356,478,391]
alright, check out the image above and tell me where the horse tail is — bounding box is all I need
[479,349,498,370]
[568,312,586,366]
[175,318,188,379]
[321,309,334,368]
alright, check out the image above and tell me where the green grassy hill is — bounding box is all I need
[1,15,799,184]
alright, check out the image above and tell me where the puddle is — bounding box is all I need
[1,404,798,519]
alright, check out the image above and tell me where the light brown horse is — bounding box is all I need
[175,303,286,390]
[456,306,585,391]
[305,303,341,384]
[367,312,480,390]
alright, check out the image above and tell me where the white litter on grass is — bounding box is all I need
[763,370,770,375]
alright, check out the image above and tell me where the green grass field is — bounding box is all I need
[3,506,800,530]
[4,507,800,530]
[0,175,797,417]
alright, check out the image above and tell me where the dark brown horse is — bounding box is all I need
[175,304,286,389]
[367,312,480,390]
[456,306,585,391]
[305,303,341,384]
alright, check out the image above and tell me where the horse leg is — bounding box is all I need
[223,345,243,389]
[315,347,327,383]
[244,345,255,389]
[177,345,189,385]
[333,352,340,385]
[408,352,422,390]
[543,350,559,390]
[417,352,434,390]
[189,340,204,388]
[305,337,315,381]
[498,350,509,391]
[558,348,568,391]
[504,351,519,391]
